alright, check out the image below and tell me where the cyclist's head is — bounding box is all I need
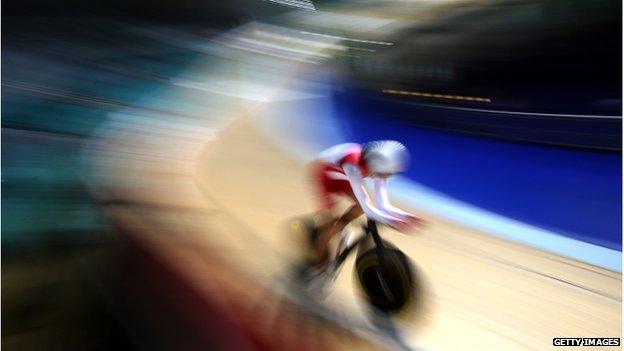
[362,140,409,178]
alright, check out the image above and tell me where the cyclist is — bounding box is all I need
[309,140,424,270]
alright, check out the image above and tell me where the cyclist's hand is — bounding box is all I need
[371,212,402,230]
[386,216,413,232]
[405,214,429,227]
[390,211,425,226]
[372,212,422,232]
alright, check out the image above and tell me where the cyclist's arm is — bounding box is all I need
[342,164,398,225]
[374,178,411,218]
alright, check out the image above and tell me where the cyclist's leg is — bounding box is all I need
[312,203,364,267]
[310,162,363,267]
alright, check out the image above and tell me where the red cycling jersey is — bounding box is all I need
[313,143,370,210]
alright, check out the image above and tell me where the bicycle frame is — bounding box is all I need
[333,218,386,270]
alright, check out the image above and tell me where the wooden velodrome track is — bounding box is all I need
[105,114,620,350]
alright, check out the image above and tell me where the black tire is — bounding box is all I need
[355,246,414,312]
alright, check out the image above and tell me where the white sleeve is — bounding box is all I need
[374,178,410,218]
[342,164,396,224]
[318,143,360,164]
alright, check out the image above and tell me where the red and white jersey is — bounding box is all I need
[317,143,370,177]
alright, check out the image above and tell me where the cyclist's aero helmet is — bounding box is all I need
[362,140,409,176]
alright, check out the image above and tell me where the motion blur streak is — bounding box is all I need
[2,0,621,350]
[383,89,492,103]
[264,0,316,11]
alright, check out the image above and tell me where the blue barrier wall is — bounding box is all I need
[334,91,622,250]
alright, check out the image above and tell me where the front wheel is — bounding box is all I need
[355,245,414,312]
